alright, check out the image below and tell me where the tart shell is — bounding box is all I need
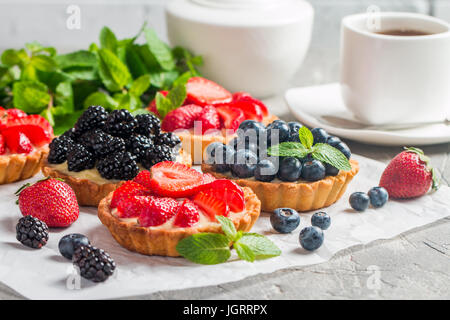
[41,149,192,207]
[177,114,279,164]
[0,147,49,184]
[97,187,261,257]
[202,159,359,212]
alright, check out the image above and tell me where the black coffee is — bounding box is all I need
[376,29,432,36]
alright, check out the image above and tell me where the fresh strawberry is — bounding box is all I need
[2,128,33,154]
[201,179,244,198]
[192,191,229,220]
[200,179,245,212]
[216,105,245,132]
[229,99,263,121]
[185,77,232,106]
[16,177,79,227]
[197,105,220,133]
[116,195,152,219]
[6,109,27,120]
[173,199,200,227]
[379,147,439,199]
[234,95,269,116]
[5,114,53,135]
[201,173,216,185]
[4,115,53,146]
[149,161,205,197]
[110,181,150,209]
[161,104,203,132]
[138,197,180,227]
[0,134,5,155]
[133,170,152,190]
[232,92,252,100]
[148,90,168,117]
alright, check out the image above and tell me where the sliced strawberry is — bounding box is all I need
[192,191,229,220]
[148,90,168,118]
[161,104,203,132]
[197,105,220,134]
[201,173,216,185]
[232,92,252,101]
[132,170,152,190]
[200,179,245,212]
[4,115,53,146]
[6,109,27,120]
[116,195,152,219]
[2,128,33,154]
[173,199,200,228]
[185,77,232,106]
[149,161,205,197]
[138,197,180,227]
[229,99,263,121]
[236,96,269,116]
[201,179,244,198]
[0,134,5,155]
[111,181,150,209]
[216,105,245,132]
[5,114,53,135]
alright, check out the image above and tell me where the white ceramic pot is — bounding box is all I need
[166,0,314,98]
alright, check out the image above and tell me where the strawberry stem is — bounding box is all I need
[404,146,440,191]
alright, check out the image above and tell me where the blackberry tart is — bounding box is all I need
[201,120,359,212]
[41,106,191,206]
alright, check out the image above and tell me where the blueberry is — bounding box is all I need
[205,143,235,173]
[278,157,302,182]
[333,142,351,159]
[311,128,329,144]
[238,120,266,137]
[286,122,303,142]
[255,159,278,182]
[368,187,389,208]
[266,120,290,145]
[324,163,339,176]
[270,208,300,233]
[326,136,341,146]
[229,136,259,156]
[299,226,324,251]
[349,192,370,211]
[231,149,258,178]
[205,142,223,164]
[301,160,326,181]
[58,234,90,260]
[311,212,331,230]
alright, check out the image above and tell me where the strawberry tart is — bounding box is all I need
[98,161,261,257]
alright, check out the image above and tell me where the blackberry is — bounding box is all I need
[72,245,116,283]
[61,128,80,140]
[77,129,102,151]
[105,109,138,137]
[67,144,96,172]
[16,216,49,249]
[135,113,160,137]
[97,152,139,180]
[87,131,126,158]
[48,135,74,164]
[142,145,175,169]
[74,106,108,133]
[126,134,153,161]
[154,132,181,148]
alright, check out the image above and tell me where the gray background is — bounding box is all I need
[0,0,449,299]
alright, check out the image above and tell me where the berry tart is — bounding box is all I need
[98,161,261,257]
[0,107,53,184]
[201,120,359,212]
[41,106,191,206]
[149,77,278,163]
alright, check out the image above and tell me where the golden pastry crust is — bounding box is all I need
[41,149,192,207]
[0,147,49,184]
[97,187,261,257]
[202,159,359,212]
[177,114,279,164]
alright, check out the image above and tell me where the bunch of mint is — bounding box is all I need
[0,23,202,134]
[176,216,281,265]
[268,126,352,171]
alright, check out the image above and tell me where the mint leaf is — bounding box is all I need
[216,216,237,242]
[150,71,179,89]
[53,81,74,114]
[173,71,193,87]
[97,48,132,92]
[13,80,50,113]
[21,64,37,81]
[1,49,27,67]
[30,55,57,72]
[176,233,231,265]
[130,74,151,97]
[84,92,119,110]
[125,45,149,78]
[100,26,118,53]
[156,83,187,118]
[144,28,175,71]
[268,142,309,158]
[237,233,281,260]
[311,143,352,171]
[298,126,314,149]
[234,242,255,262]
[55,50,97,69]
[113,92,141,111]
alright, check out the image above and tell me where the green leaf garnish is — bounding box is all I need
[237,233,281,260]
[156,83,187,118]
[311,143,352,171]
[268,142,309,158]
[216,215,237,241]
[298,126,314,149]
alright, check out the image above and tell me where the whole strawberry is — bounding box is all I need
[16,178,79,227]
[379,147,439,199]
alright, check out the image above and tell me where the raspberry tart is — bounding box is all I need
[98,161,261,257]
[149,77,277,163]
[0,107,53,184]
[41,106,191,206]
[201,120,359,212]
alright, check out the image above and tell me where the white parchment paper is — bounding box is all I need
[0,154,448,299]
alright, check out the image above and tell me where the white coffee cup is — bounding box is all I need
[340,12,450,125]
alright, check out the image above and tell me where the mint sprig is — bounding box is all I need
[268,127,352,171]
[155,82,187,118]
[176,216,281,265]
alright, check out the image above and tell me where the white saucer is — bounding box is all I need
[285,83,450,146]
